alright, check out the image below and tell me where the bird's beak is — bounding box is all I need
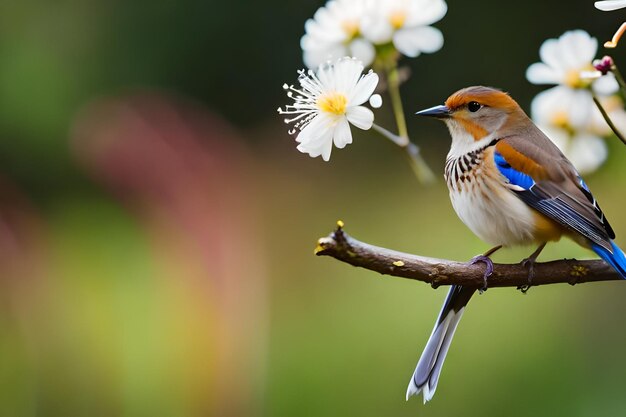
[415,104,450,119]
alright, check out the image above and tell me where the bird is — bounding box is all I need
[406,85,626,403]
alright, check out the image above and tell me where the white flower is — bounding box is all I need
[530,86,625,175]
[300,0,448,68]
[526,29,620,147]
[530,86,626,136]
[595,0,626,11]
[530,86,597,130]
[301,0,375,69]
[531,88,606,174]
[278,57,381,161]
[527,30,626,174]
[538,124,608,174]
[361,0,447,58]
[526,30,618,93]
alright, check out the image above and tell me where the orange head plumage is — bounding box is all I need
[416,86,529,143]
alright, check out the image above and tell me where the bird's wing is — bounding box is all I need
[493,132,614,251]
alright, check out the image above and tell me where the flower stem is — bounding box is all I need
[372,123,406,146]
[611,64,626,92]
[384,62,436,184]
[372,123,436,182]
[592,93,626,146]
[386,65,410,145]
[404,142,436,183]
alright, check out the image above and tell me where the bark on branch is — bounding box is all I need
[315,221,621,289]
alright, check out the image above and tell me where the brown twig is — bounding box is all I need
[315,222,621,289]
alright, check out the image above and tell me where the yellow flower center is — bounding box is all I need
[551,111,570,128]
[565,66,594,89]
[317,92,348,115]
[341,19,359,39]
[389,10,407,29]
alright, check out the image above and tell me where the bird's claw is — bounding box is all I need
[469,255,494,293]
[517,257,536,294]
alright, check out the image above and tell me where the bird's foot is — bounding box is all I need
[468,255,494,294]
[516,242,547,294]
[517,257,536,294]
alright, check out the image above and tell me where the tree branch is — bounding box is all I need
[315,222,621,289]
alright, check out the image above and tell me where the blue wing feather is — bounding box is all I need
[493,151,535,190]
[592,241,626,279]
[493,150,611,250]
[493,139,626,279]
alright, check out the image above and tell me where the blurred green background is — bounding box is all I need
[1,1,626,416]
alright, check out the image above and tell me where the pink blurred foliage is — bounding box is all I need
[71,92,268,417]
[0,175,47,284]
[0,173,49,326]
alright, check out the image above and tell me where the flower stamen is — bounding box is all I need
[565,68,593,89]
[605,22,626,48]
[389,10,407,29]
[317,92,348,115]
[341,19,360,39]
[551,111,570,129]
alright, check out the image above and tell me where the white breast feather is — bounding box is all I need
[449,176,538,247]
[444,126,539,247]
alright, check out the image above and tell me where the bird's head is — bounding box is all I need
[416,86,526,155]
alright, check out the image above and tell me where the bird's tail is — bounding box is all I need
[406,285,475,403]
[592,240,626,279]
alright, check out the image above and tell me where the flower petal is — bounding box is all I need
[607,103,626,134]
[333,117,353,149]
[406,0,448,26]
[559,30,597,69]
[539,38,567,71]
[302,18,345,45]
[316,62,337,91]
[361,15,393,44]
[303,43,348,70]
[349,38,376,68]
[568,132,607,174]
[299,0,370,70]
[296,117,335,160]
[296,113,332,146]
[531,86,594,129]
[592,73,619,96]
[393,26,444,57]
[346,106,374,130]
[568,89,595,128]
[297,140,326,159]
[349,72,378,106]
[526,63,562,85]
[531,86,565,123]
[333,57,364,95]
[595,0,626,11]
[320,129,335,161]
[298,132,335,160]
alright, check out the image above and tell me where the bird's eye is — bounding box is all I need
[468,101,482,112]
